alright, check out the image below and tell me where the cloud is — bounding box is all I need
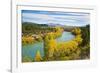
[22,12,55,21]
[22,10,90,26]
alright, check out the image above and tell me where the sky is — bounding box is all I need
[22,10,90,26]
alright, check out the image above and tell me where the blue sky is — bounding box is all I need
[22,10,90,26]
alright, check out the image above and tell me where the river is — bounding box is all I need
[22,31,75,59]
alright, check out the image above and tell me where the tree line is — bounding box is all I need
[22,22,90,62]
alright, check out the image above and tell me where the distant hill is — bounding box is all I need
[22,22,48,27]
[22,22,89,28]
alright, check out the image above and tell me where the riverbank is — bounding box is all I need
[22,30,75,62]
[22,26,63,45]
[43,28,83,61]
[22,25,90,62]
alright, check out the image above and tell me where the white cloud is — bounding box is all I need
[22,13,55,21]
[22,11,90,26]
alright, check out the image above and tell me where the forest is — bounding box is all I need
[22,22,90,62]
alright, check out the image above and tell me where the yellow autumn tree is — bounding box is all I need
[22,36,34,45]
[34,50,42,62]
[72,28,81,35]
[48,39,57,58]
